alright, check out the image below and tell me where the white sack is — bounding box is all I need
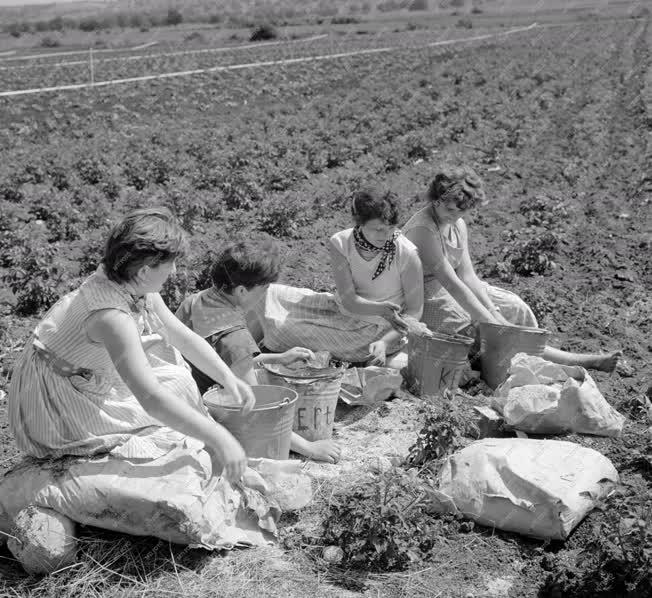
[0,444,310,551]
[430,438,618,540]
[491,353,625,436]
[7,506,78,575]
[339,366,402,405]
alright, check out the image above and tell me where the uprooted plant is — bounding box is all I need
[407,392,478,469]
[321,466,451,572]
[319,394,476,573]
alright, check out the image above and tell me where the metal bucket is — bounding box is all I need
[479,322,550,389]
[264,369,344,441]
[406,331,474,397]
[203,385,298,460]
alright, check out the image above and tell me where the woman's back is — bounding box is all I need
[35,268,152,378]
[403,207,465,279]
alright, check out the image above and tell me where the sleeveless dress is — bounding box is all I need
[402,207,537,335]
[8,266,205,460]
[256,228,421,362]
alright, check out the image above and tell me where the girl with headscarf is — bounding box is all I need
[257,187,424,366]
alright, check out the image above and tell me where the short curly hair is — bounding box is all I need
[211,240,281,292]
[102,207,187,283]
[427,166,486,211]
[351,187,400,226]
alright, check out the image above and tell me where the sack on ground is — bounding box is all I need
[339,366,402,405]
[0,442,311,551]
[491,353,625,436]
[246,458,312,511]
[428,438,618,540]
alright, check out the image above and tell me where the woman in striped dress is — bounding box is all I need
[403,166,622,372]
[8,208,255,483]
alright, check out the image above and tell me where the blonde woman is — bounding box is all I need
[403,166,621,372]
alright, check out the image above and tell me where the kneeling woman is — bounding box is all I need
[8,208,254,482]
[402,166,620,372]
[258,188,424,366]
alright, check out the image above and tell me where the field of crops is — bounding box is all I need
[0,5,650,597]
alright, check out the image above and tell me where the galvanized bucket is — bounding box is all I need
[262,365,344,441]
[203,384,298,460]
[406,331,474,397]
[479,322,550,389]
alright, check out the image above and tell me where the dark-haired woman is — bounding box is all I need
[259,188,424,365]
[403,166,621,372]
[8,208,255,482]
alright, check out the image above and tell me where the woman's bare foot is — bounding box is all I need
[306,439,342,464]
[591,350,623,373]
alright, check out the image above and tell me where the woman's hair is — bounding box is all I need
[351,187,400,226]
[211,240,281,292]
[102,208,187,283]
[427,165,486,210]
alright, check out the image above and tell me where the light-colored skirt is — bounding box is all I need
[422,281,538,336]
[255,284,401,362]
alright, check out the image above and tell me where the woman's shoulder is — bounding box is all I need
[403,206,437,233]
[329,227,354,242]
[329,228,354,254]
[79,268,138,316]
[454,217,468,239]
[396,232,418,254]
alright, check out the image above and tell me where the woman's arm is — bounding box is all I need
[368,244,424,364]
[230,356,258,386]
[87,309,247,481]
[400,246,424,320]
[329,240,402,321]
[149,294,255,412]
[455,220,506,321]
[406,223,497,324]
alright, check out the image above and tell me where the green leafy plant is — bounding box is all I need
[516,285,556,324]
[257,193,309,238]
[2,245,66,315]
[495,230,560,277]
[321,467,446,572]
[519,194,568,228]
[407,393,477,468]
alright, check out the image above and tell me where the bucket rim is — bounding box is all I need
[408,330,474,346]
[263,362,345,380]
[203,384,298,412]
[478,322,549,335]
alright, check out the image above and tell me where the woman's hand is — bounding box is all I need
[378,301,408,333]
[222,374,256,415]
[494,313,512,326]
[488,308,511,327]
[279,346,315,366]
[206,432,247,483]
[368,340,388,366]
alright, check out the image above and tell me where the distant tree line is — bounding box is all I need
[3,1,463,37]
[5,8,186,37]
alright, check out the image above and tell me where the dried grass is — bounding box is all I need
[0,526,358,598]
